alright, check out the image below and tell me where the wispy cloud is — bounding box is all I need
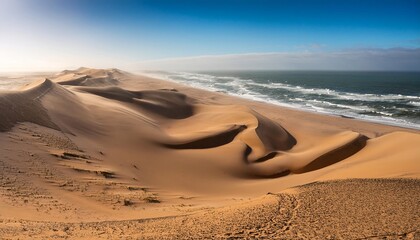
[136,48,420,71]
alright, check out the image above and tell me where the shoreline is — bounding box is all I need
[139,71,420,131]
[134,72,419,137]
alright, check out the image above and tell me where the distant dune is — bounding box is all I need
[0,68,419,239]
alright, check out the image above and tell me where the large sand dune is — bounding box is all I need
[0,68,419,239]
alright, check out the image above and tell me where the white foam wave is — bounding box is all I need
[247,81,420,102]
[408,101,420,107]
[141,71,420,130]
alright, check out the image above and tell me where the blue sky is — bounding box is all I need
[0,0,419,71]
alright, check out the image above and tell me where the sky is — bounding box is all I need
[0,0,419,72]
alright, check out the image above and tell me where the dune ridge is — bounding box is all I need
[51,67,129,87]
[77,86,194,119]
[0,68,419,238]
[0,79,58,132]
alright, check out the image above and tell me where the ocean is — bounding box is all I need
[145,70,420,130]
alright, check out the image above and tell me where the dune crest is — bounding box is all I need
[51,67,129,87]
[0,79,58,131]
[77,86,194,119]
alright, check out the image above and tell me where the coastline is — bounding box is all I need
[133,72,420,137]
[140,71,420,131]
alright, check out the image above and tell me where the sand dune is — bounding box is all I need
[78,86,193,119]
[0,79,58,132]
[0,68,419,238]
[51,67,128,86]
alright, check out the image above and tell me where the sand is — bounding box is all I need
[0,68,419,239]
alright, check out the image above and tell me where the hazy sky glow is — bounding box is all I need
[0,0,419,71]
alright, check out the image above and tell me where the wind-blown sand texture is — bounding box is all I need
[0,68,419,239]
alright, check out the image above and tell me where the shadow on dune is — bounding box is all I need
[292,134,368,174]
[163,125,247,149]
[243,133,369,178]
[77,87,194,119]
[0,79,59,132]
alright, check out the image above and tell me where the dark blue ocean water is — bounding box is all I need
[146,71,420,129]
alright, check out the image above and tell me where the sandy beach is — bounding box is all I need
[0,68,419,239]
